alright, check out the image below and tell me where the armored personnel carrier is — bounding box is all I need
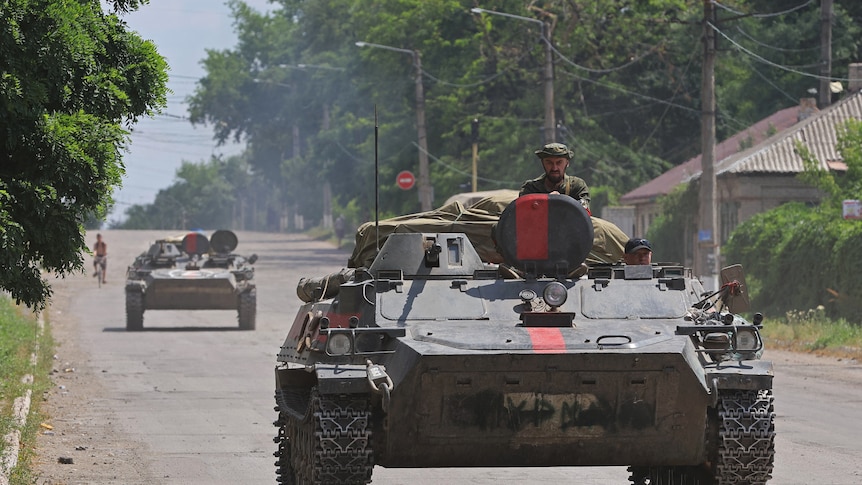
[125,230,258,331]
[274,194,774,485]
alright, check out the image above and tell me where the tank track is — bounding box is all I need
[714,389,774,484]
[125,290,144,331]
[274,387,373,485]
[628,389,775,485]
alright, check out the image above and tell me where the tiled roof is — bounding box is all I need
[714,91,862,176]
[622,91,862,205]
[620,105,800,204]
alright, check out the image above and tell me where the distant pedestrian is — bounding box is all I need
[92,233,107,283]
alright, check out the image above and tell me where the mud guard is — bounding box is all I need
[707,360,774,405]
[276,364,370,395]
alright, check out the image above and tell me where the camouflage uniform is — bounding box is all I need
[519,174,590,209]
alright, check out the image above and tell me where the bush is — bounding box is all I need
[725,205,862,322]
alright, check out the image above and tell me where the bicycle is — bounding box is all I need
[94,255,106,288]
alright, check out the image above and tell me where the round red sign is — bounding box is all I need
[396,170,416,190]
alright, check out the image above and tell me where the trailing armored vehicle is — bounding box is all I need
[125,230,258,331]
[274,194,774,485]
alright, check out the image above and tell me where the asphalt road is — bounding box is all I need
[34,229,862,484]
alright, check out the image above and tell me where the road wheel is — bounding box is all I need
[125,290,144,331]
[238,289,256,330]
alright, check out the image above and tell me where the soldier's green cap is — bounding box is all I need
[534,142,572,159]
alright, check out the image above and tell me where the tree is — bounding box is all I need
[797,119,862,208]
[0,0,168,309]
[120,155,253,231]
[186,0,861,232]
[724,121,862,321]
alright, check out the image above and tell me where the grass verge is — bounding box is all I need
[0,296,54,484]
[305,226,354,252]
[762,306,862,361]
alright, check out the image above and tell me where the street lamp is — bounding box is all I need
[355,41,433,211]
[252,78,292,88]
[296,64,345,72]
[471,8,555,143]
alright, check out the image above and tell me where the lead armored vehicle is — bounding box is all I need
[274,194,774,485]
[125,230,258,331]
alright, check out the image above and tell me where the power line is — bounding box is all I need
[713,0,815,19]
[549,42,662,75]
[733,25,820,53]
[411,141,519,187]
[710,21,853,82]
[556,69,700,115]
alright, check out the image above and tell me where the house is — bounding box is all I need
[619,78,862,270]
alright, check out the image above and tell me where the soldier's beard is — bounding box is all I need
[546,171,564,185]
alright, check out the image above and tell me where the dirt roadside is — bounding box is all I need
[31,274,154,485]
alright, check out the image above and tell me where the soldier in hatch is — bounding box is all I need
[519,142,591,214]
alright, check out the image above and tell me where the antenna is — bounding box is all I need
[374,105,380,255]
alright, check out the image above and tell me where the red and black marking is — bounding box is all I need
[182,232,210,256]
[495,194,593,277]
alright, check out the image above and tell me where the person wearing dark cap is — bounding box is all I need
[519,142,590,213]
[623,237,652,265]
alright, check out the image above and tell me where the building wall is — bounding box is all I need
[601,206,636,238]
[724,173,824,229]
[629,173,825,267]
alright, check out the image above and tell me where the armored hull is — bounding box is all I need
[125,230,257,330]
[274,195,774,484]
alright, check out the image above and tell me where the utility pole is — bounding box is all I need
[355,42,433,211]
[471,118,479,191]
[414,50,432,211]
[819,0,833,108]
[698,0,719,286]
[542,21,556,143]
[470,8,555,143]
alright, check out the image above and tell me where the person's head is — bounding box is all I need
[534,143,572,185]
[624,237,652,265]
[96,233,102,241]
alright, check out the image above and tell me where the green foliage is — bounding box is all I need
[0,1,168,309]
[178,0,860,237]
[186,0,706,226]
[646,183,698,264]
[725,121,862,323]
[796,119,862,208]
[120,156,252,230]
[716,1,861,134]
[763,309,862,358]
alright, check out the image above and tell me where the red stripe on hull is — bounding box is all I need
[526,327,566,353]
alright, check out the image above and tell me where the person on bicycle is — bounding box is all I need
[92,233,107,283]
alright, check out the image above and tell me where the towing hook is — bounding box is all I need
[379,382,391,413]
[366,359,394,412]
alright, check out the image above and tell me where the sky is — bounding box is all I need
[106,0,274,224]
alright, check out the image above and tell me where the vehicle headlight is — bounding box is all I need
[542,281,568,308]
[734,327,760,351]
[327,333,352,355]
[703,332,731,350]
